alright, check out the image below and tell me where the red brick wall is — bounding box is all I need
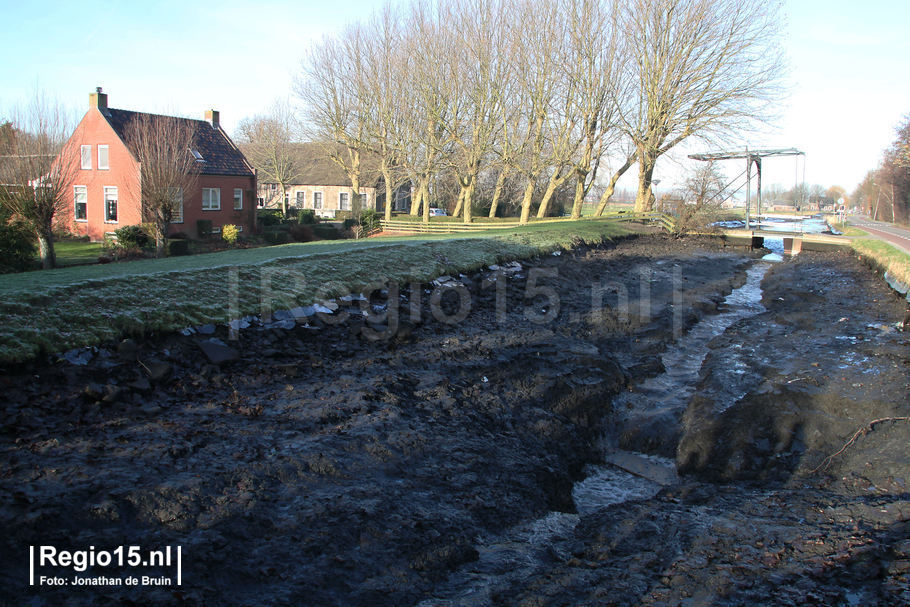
[177,175,257,238]
[61,108,141,241]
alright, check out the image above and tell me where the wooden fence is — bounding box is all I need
[379,212,676,234]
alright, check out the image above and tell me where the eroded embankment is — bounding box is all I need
[493,249,910,607]
[0,235,753,606]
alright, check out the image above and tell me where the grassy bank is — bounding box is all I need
[851,238,910,289]
[0,220,628,364]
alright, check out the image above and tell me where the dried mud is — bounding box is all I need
[1,235,908,606]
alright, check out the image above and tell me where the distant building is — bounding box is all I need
[59,89,256,240]
[250,142,410,218]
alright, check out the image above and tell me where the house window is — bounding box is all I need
[339,192,350,211]
[80,145,92,170]
[233,188,243,210]
[104,186,118,223]
[74,186,87,221]
[296,191,304,208]
[313,191,323,210]
[202,188,221,210]
[98,145,109,170]
[169,187,184,223]
[191,149,205,163]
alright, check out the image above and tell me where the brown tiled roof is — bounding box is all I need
[104,108,254,177]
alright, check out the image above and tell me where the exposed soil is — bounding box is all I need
[1,235,908,606]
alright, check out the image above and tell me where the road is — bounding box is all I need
[846,215,910,255]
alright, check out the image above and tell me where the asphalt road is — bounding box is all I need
[846,215,910,254]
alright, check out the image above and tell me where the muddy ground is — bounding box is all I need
[1,234,908,606]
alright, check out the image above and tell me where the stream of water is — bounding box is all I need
[414,228,829,605]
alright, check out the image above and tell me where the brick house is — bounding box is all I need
[251,142,410,218]
[62,89,256,241]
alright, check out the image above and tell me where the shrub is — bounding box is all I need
[286,207,299,220]
[167,239,189,256]
[342,218,358,232]
[312,224,340,240]
[298,209,317,224]
[0,220,36,273]
[360,209,381,232]
[196,219,213,239]
[263,230,290,245]
[222,224,240,245]
[114,225,151,249]
[257,209,284,226]
[289,224,314,242]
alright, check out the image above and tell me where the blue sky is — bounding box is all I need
[1,0,908,194]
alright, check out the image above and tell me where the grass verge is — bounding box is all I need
[52,240,104,267]
[0,219,629,364]
[851,238,910,290]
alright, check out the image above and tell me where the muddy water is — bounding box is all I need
[418,257,779,606]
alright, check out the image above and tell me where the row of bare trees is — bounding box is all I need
[291,0,783,223]
[853,115,910,224]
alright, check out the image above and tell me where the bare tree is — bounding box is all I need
[674,161,726,232]
[0,93,78,269]
[441,0,511,224]
[123,113,199,258]
[500,0,564,223]
[360,4,410,222]
[297,22,373,217]
[237,99,300,216]
[619,0,785,212]
[397,0,450,222]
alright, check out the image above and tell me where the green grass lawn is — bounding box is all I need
[0,219,630,363]
[851,238,910,288]
[53,240,104,267]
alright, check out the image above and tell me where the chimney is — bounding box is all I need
[90,86,108,110]
[205,109,220,129]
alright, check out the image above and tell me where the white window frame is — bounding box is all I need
[74,185,87,222]
[313,191,323,210]
[295,191,305,208]
[103,186,118,223]
[339,192,350,211]
[202,187,221,211]
[98,145,109,170]
[80,145,92,170]
[169,187,184,223]
[233,188,243,210]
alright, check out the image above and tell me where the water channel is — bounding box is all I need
[417,219,832,606]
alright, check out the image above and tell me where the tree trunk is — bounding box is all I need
[463,180,473,224]
[570,171,586,219]
[420,182,430,223]
[519,178,536,224]
[594,156,635,216]
[488,169,507,218]
[634,153,657,213]
[36,230,56,270]
[452,188,465,218]
[280,183,288,216]
[537,167,570,219]
[351,175,362,217]
[383,167,394,222]
[410,183,422,216]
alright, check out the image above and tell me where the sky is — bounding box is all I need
[1,0,908,196]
